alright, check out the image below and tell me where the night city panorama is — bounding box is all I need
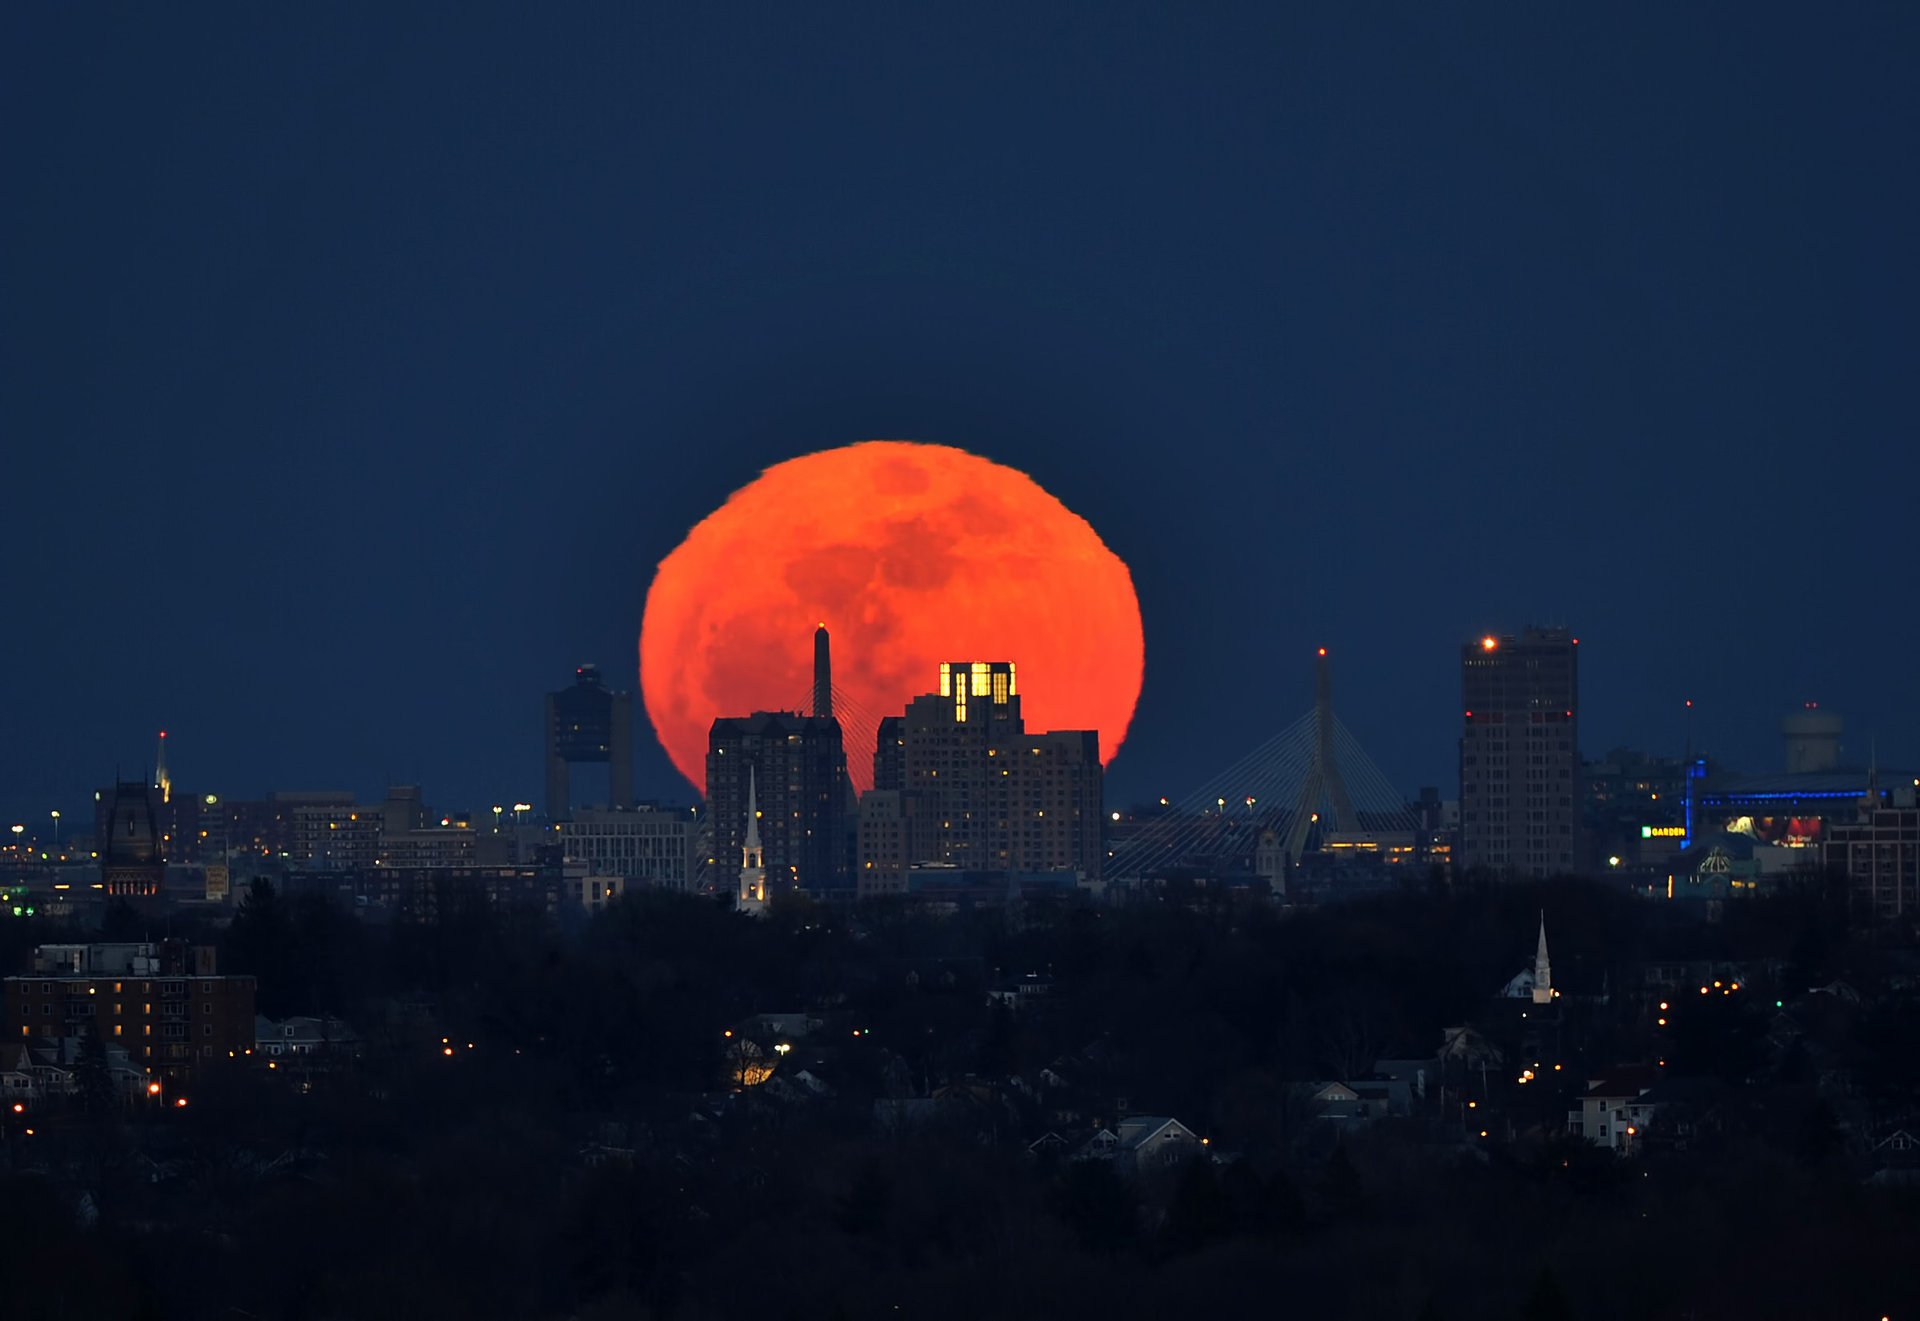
[3,6,1918,1320]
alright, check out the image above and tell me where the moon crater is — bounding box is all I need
[640,440,1144,793]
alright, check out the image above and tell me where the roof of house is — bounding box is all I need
[1115,1115,1198,1151]
[1582,1065,1664,1100]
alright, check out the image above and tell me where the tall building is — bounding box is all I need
[1826,779,1920,923]
[99,779,166,896]
[707,712,849,897]
[545,665,634,821]
[1460,627,1579,877]
[860,660,1102,895]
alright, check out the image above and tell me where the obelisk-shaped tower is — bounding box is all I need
[813,625,832,719]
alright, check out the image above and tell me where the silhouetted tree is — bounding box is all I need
[1162,1156,1233,1255]
[1520,1265,1575,1321]
[1053,1159,1137,1252]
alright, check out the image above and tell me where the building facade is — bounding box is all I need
[98,779,167,896]
[1826,785,1920,923]
[557,805,696,892]
[546,665,635,820]
[707,712,849,897]
[1460,627,1579,877]
[2,942,255,1085]
[861,661,1102,893]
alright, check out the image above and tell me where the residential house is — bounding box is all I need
[1112,1115,1206,1175]
[1569,1065,1664,1151]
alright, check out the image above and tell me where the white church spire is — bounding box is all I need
[1531,911,1553,1005]
[738,764,767,916]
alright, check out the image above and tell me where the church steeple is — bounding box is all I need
[738,764,767,915]
[1531,912,1553,1005]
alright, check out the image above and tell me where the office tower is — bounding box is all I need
[545,665,634,820]
[1460,627,1579,876]
[861,660,1102,889]
[707,711,849,897]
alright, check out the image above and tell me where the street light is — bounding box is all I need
[491,806,503,833]
[49,810,60,851]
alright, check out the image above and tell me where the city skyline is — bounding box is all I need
[6,10,1918,1318]
[0,621,1906,829]
[6,6,1915,821]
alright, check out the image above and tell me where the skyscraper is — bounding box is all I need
[707,711,849,897]
[545,665,634,821]
[1460,627,1579,877]
[861,660,1102,893]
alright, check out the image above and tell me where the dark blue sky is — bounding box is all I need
[4,4,1915,822]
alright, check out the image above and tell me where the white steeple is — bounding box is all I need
[738,764,767,915]
[1531,912,1553,1005]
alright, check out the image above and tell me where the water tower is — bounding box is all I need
[1782,703,1842,773]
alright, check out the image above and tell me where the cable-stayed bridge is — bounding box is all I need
[1106,650,1421,882]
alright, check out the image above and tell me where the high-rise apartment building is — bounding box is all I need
[1460,627,1579,876]
[707,712,849,897]
[861,661,1102,895]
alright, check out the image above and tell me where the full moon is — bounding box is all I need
[640,441,1144,794]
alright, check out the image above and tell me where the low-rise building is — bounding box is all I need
[558,806,696,893]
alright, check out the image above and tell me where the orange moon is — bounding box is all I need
[639,440,1144,794]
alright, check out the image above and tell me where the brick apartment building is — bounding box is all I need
[3,941,256,1085]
